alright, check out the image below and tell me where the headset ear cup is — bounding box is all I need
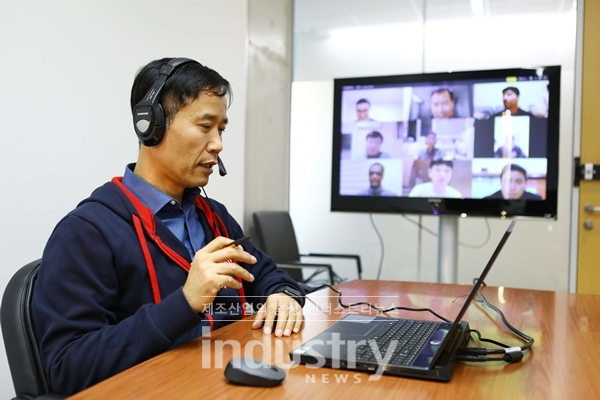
[154,103,164,130]
[133,58,200,147]
[149,103,166,146]
[137,104,165,147]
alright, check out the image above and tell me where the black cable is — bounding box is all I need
[200,187,218,224]
[455,279,534,364]
[461,218,492,249]
[369,214,385,280]
[400,215,492,249]
[465,328,515,350]
[302,269,327,284]
[308,284,452,323]
[474,283,534,351]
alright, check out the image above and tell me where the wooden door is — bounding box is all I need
[577,0,600,294]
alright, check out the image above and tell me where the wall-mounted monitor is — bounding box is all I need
[331,66,560,219]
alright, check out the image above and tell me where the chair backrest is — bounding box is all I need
[1,259,50,399]
[252,211,302,263]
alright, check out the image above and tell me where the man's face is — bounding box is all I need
[428,164,452,188]
[425,133,436,147]
[502,89,519,109]
[369,165,383,187]
[501,170,527,199]
[145,93,227,195]
[430,92,455,118]
[356,102,370,121]
[366,136,382,157]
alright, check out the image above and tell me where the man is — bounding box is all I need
[485,164,542,200]
[358,163,397,196]
[494,134,527,158]
[430,88,456,118]
[417,131,444,160]
[365,131,390,158]
[495,86,533,117]
[356,98,374,121]
[31,58,305,395]
[409,159,462,198]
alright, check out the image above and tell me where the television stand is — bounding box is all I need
[437,216,458,283]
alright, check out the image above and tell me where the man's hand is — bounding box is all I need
[251,293,304,337]
[183,236,256,313]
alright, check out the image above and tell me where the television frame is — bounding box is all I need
[330,66,561,219]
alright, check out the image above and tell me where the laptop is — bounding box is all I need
[289,220,516,381]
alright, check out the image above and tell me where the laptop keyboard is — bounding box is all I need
[352,319,439,366]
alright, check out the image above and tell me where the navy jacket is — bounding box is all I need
[32,180,302,395]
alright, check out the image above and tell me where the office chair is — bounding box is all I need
[252,211,362,287]
[1,259,65,400]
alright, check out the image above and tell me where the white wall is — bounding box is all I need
[290,10,577,290]
[0,1,248,397]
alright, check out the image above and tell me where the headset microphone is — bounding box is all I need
[217,156,227,177]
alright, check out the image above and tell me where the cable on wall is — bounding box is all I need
[369,213,385,280]
[401,215,492,249]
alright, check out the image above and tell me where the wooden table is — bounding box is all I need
[69,280,600,400]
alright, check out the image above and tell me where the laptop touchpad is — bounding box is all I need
[326,321,378,336]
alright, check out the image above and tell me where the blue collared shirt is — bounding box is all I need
[121,164,206,258]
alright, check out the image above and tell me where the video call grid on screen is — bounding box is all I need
[336,71,553,202]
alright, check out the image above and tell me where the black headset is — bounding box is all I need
[132,57,227,176]
[133,57,198,147]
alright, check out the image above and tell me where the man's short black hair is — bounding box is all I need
[130,57,232,129]
[429,159,453,169]
[369,162,384,173]
[431,87,455,102]
[426,131,437,138]
[501,163,527,179]
[502,86,520,96]
[366,131,383,141]
[357,98,370,106]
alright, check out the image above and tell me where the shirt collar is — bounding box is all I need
[121,163,201,214]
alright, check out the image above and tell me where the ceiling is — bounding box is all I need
[294,0,573,35]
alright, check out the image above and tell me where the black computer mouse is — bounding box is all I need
[224,357,286,387]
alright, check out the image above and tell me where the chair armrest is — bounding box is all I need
[302,253,363,279]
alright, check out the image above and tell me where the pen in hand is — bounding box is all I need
[226,236,251,248]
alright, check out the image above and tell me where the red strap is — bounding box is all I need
[194,196,248,318]
[112,177,190,273]
[132,215,162,304]
[111,176,248,317]
[194,196,226,237]
[205,313,214,331]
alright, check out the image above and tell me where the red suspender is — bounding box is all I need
[111,177,248,318]
[132,215,162,305]
[195,195,248,318]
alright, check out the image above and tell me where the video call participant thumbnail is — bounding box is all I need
[365,131,390,158]
[495,134,527,158]
[417,131,444,160]
[494,86,533,117]
[356,98,375,122]
[409,159,462,198]
[430,88,457,119]
[358,163,397,196]
[484,163,542,200]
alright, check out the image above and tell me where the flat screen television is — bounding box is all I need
[331,66,560,219]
